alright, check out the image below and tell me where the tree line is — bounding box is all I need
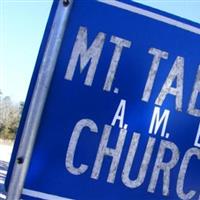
[0,90,23,140]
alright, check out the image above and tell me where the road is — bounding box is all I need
[0,143,13,200]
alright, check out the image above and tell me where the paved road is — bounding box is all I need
[0,143,13,200]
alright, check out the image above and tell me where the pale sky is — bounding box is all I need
[0,0,53,102]
[1,0,200,102]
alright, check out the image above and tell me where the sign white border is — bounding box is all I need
[22,189,74,200]
[98,0,200,35]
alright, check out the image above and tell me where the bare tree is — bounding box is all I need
[0,91,23,140]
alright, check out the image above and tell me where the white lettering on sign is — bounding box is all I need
[194,123,200,148]
[65,26,106,86]
[65,119,200,200]
[149,106,170,138]
[65,119,98,175]
[188,65,200,117]
[65,26,131,93]
[122,134,155,188]
[91,125,127,183]
[177,148,200,200]
[148,140,180,196]
[155,56,184,111]
[63,26,200,199]
[111,99,126,129]
[65,27,200,118]
[103,36,131,92]
[142,48,169,102]
[141,49,199,117]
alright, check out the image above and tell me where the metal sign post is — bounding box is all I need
[6,0,200,199]
[6,1,73,199]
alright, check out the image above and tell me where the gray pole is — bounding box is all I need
[6,0,73,199]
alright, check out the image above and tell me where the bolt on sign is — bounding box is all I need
[6,0,200,199]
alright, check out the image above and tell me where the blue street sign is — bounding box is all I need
[6,0,200,199]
